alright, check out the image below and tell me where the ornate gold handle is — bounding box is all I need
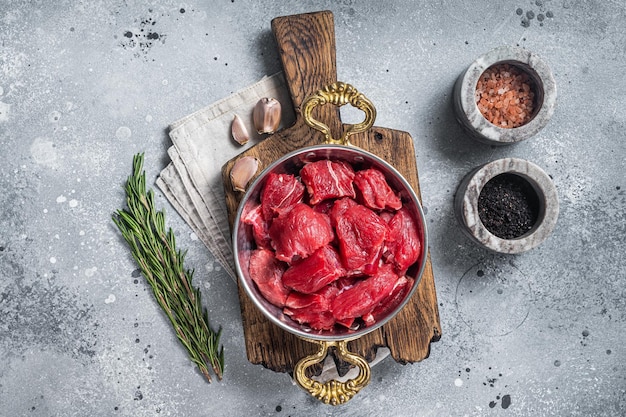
[294,340,371,405]
[302,82,377,146]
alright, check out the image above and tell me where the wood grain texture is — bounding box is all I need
[221,11,441,374]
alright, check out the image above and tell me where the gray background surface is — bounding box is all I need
[1,1,624,416]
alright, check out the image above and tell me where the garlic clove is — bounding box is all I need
[231,114,250,145]
[253,97,281,135]
[230,156,260,192]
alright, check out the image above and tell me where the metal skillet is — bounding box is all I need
[232,82,429,405]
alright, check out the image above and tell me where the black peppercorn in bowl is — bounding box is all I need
[454,158,558,254]
[453,45,557,145]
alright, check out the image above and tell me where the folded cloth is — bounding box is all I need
[157,72,295,281]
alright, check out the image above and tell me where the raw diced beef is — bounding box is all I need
[269,203,334,263]
[311,199,334,215]
[385,207,422,274]
[284,284,339,330]
[282,245,344,294]
[379,210,395,223]
[285,283,338,310]
[329,197,358,227]
[331,264,399,321]
[365,276,414,325]
[244,158,423,332]
[300,160,356,205]
[284,307,336,330]
[335,276,360,292]
[334,315,356,329]
[242,203,271,249]
[248,249,290,307]
[260,172,305,220]
[354,168,402,211]
[335,204,389,274]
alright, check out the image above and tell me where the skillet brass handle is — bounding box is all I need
[302,82,376,146]
[294,340,371,405]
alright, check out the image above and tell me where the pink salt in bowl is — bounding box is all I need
[453,45,557,145]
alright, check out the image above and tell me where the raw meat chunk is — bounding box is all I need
[331,264,400,321]
[243,157,420,332]
[366,276,414,324]
[260,172,305,220]
[354,168,402,211]
[335,276,360,292]
[335,204,389,274]
[269,203,334,263]
[242,202,271,249]
[284,284,339,330]
[311,199,334,215]
[248,249,290,307]
[285,284,338,310]
[284,307,336,330]
[329,197,358,227]
[385,207,422,274]
[300,160,356,205]
[379,210,395,223]
[282,246,344,294]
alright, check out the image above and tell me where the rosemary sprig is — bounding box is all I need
[112,153,224,382]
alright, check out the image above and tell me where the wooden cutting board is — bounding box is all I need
[221,10,441,375]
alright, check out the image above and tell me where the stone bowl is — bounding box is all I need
[454,158,559,254]
[453,45,557,145]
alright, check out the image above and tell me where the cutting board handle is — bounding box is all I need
[271,10,342,139]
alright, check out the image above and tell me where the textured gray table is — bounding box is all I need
[1,1,624,416]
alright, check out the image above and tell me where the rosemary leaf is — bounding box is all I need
[113,153,224,382]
